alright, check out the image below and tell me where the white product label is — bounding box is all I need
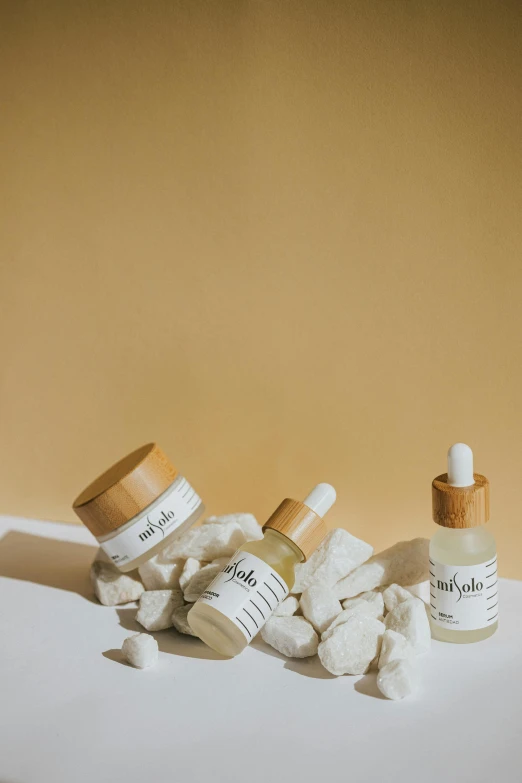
[196,551,289,642]
[99,477,202,567]
[430,555,498,631]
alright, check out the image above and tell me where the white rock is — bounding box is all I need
[299,584,342,633]
[385,597,431,654]
[161,522,247,562]
[405,580,431,604]
[171,605,198,637]
[183,563,222,603]
[273,596,300,617]
[383,583,414,614]
[342,591,384,620]
[179,558,202,593]
[261,616,319,658]
[322,601,382,641]
[334,538,429,599]
[377,659,419,700]
[318,615,385,676]
[121,633,158,669]
[90,561,144,606]
[138,556,184,591]
[203,513,263,541]
[136,589,184,631]
[292,528,373,593]
[378,629,415,669]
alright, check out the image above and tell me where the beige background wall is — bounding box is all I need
[1,1,521,577]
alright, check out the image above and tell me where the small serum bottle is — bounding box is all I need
[188,483,336,657]
[73,443,205,572]
[430,443,498,643]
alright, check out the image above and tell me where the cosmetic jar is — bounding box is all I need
[73,443,204,571]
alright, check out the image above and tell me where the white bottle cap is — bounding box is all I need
[303,483,337,518]
[447,443,474,487]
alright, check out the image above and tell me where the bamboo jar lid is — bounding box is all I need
[432,473,489,529]
[73,443,178,538]
[263,498,328,560]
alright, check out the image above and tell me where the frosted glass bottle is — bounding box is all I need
[188,484,336,657]
[430,444,498,643]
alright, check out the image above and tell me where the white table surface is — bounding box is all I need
[0,516,520,783]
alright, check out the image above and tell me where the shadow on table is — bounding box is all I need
[0,530,96,599]
[249,638,337,680]
[115,607,228,661]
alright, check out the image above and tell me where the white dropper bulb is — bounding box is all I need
[303,483,337,517]
[447,443,474,487]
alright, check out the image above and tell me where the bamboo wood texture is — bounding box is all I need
[72,443,178,538]
[432,473,490,529]
[263,498,328,560]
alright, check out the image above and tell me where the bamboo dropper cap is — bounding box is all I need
[263,483,335,560]
[432,443,489,529]
[73,443,178,538]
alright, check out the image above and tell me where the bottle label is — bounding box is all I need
[430,555,498,631]
[196,551,290,642]
[99,477,202,567]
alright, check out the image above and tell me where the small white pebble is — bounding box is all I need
[261,616,319,658]
[382,583,414,614]
[385,597,431,654]
[171,605,198,636]
[136,589,184,631]
[300,584,342,633]
[378,629,415,669]
[121,633,158,669]
[138,556,184,591]
[90,561,144,607]
[179,558,202,593]
[377,658,419,700]
[273,596,300,617]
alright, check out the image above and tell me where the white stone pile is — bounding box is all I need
[91,517,431,699]
[261,531,431,699]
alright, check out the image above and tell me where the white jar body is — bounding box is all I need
[429,525,498,643]
[97,474,204,572]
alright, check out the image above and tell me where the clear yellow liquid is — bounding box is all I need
[430,525,498,643]
[188,530,303,657]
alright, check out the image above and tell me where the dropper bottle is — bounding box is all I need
[188,483,336,657]
[430,443,498,643]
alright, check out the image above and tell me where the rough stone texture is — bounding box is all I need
[136,589,184,631]
[342,591,384,620]
[405,580,430,604]
[318,615,385,676]
[334,538,429,599]
[203,513,263,541]
[138,556,184,591]
[121,633,158,669]
[385,597,431,654]
[260,616,319,658]
[179,558,202,593]
[383,584,414,614]
[378,629,415,669]
[161,522,247,562]
[183,563,222,603]
[322,601,382,641]
[90,561,144,606]
[377,659,419,700]
[299,584,342,633]
[171,605,198,637]
[292,529,373,593]
[273,596,300,617]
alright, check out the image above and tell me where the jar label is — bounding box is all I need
[430,555,498,631]
[99,477,202,567]
[196,551,289,642]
